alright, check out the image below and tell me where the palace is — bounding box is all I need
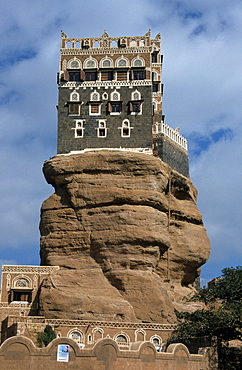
[57,30,189,177]
[0,32,209,369]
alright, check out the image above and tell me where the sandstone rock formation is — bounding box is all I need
[39,150,210,323]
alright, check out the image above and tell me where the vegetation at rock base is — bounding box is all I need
[37,325,56,347]
[168,266,242,368]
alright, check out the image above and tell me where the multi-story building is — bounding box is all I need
[57,30,189,177]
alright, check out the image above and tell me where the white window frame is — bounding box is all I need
[89,103,101,116]
[119,119,133,137]
[97,120,107,137]
[70,90,80,101]
[72,120,85,138]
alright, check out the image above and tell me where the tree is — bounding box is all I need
[37,325,56,347]
[168,267,242,368]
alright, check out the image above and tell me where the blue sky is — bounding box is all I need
[0,0,241,284]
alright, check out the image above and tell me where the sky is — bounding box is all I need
[0,0,241,284]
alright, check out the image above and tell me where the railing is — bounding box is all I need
[153,122,188,152]
[6,315,176,331]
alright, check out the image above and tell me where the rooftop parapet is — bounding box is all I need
[153,122,188,152]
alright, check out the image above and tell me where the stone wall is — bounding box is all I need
[57,85,153,154]
[0,336,209,370]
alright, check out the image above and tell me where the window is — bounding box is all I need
[132,102,140,113]
[111,91,120,101]
[89,103,101,115]
[133,58,144,67]
[85,72,97,81]
[101,71,113,81]
[102,59,112,68]
[131,90,141,101]
[69,103,80,115]
[153,83,159,92]
[119,120,133,137]
[117,58,128,67]
[13,291,31,302]
[69,71,80,82]
[15,278,29,288]
[84,58,97,68]
[110,103,121,113]
[152,53,158,63]
[133,70,144,80]
[116,335,127,343]
[69,331,82,342]
[91,91,100,101]
[69,59,81,69]
[73,120,85,138]
[117,71,127,81]
[97,120,107,137]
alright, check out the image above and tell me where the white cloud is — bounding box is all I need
[0,0,241,281]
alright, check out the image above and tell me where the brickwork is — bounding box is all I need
[154,136,189,177]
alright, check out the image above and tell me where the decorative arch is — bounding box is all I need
[92,327,104,341]
[110,90,120,101]
[84,57,98,69]
[100,57,113,68]
[132,57,145,67]
[135,329,146,342]
[116,56,129,67]
[150,335,163,351]
[70,90,80,101]
[12,276,31,289]
[67,57,81,69]
[114,332,130,345]
[68,329,83,343]
[90,90,100,101]
[131,90,141,101]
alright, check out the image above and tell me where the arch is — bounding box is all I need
[135,329,146,342]
[120,119,132,137]
[132,57,145,67]
[68,329,83,343]
[67,57,81,69]
[84,57,98,69]
[114,332,130,345]
[116,57,129,67]
[110,90,120,101]
[100,57,113,68]
[150,335,162,346]
[70,90,80,101]
[130,39,137,47]
[102,92,108,100]
[90,90,100,101]
[131,90,141,101]
[13,276,31,288]
[92,327,104,341]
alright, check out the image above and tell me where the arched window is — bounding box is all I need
[15,278,30,288]
[70,91,79,101]
[150,335,162,351]
[111,91,120,101]
[101,58,113,68]
[114,333,129,346]
[132,57,144,67]
[69,330,83,342]
[67,58,81,69]
[131,90,141,101]
[84,58,97,69]
[91,91,100,101]
[120,120,132,137]
[116,334,127,343]
[130,39,137,47]
[116,57,128,67]
[97,120,107,137]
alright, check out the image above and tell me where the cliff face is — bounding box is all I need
[39,151,210,323]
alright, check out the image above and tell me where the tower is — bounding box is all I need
[57,30,189,177]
